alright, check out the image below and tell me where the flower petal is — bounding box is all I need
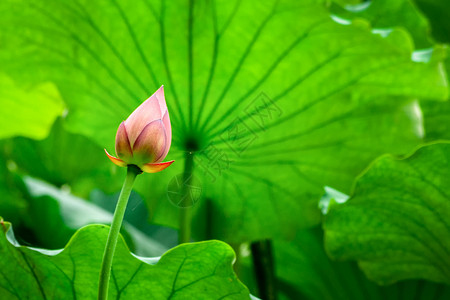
[132,119,166,164]
[159,111,172,162]
[104,149,127,167]
[154,85,167,116]
[125,87,164,145]
[115,121,133,162]
[140,160,174,173]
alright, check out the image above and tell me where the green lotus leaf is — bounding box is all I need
[0,221,250,299]
[324,142,450,285]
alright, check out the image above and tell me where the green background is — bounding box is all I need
[0,0,449,299]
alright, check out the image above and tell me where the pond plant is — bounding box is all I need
[0,0,449,299]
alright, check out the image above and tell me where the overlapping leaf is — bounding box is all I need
[0,0,447,242]
[324,142,450,285]
[0,221,250,299]
[275,226,450,300]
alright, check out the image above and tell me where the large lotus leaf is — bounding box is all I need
[324,142,450,285]
[0,73,64,140]
[274,226,450,300]
[0,0,447,243]
[0,221,250,299]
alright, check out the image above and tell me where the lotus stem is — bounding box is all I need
[98,165,141,300]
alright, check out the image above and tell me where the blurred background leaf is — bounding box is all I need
[0,73,64,140]
[3,119,112,196]
[330,0,433,48]
[413,0,450,44]
[0,154,28,229]
[422,48,450,141]
[23,176,168,256]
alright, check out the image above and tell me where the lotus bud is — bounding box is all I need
[105,86,174,173]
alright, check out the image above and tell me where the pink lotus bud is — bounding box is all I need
[105,86,174,173]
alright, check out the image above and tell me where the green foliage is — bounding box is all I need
[414,0,450,43]
[331,0,433,48]
[0,222,250,299]
[275,226,450,300]
[423,98,450,140]
[4,119,109,191]
[422,48,450,141]
[23,176,167,255]
[0,0,449,298]
[324,142,450,285]
[2,0,442,242]
[0,73,64,140]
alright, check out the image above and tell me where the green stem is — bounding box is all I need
[179,152,194,244]
[98,165,141,300]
